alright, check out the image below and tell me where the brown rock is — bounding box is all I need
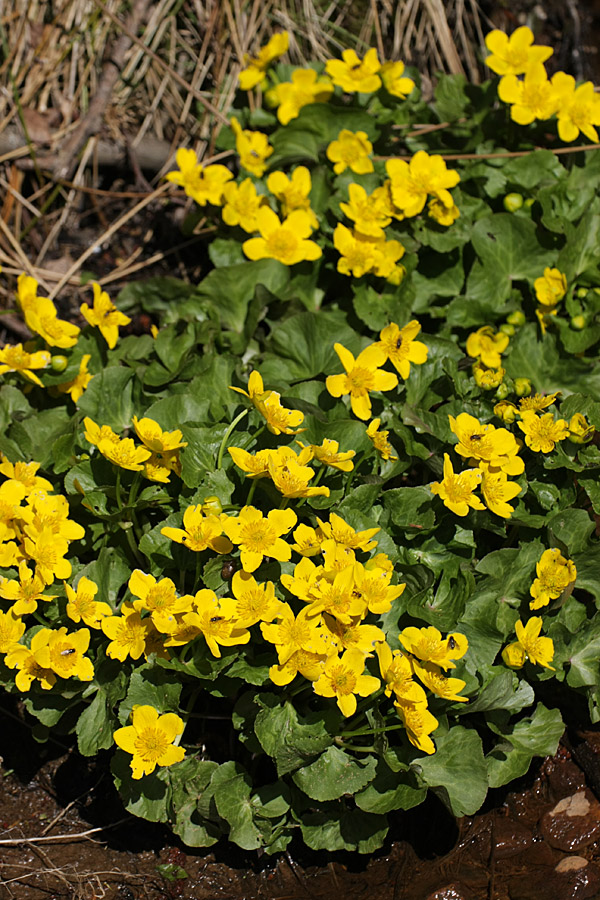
[494,817,533,859]
[425,884,475,900]
[539,789,600,852]
[509,857,600,900]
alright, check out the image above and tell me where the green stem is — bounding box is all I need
[115,468,123,511]
[339,722,406,738]
[246,478,259,506]
[344,450,367,495]
[217,409,249,470]
[339,742,376,752]
[128,472,141,507]
[124,523,144,568]
[279,496,290,510]
[297,465,324,509]
[193,553,202,593]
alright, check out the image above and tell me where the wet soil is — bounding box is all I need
[3,693,600,900]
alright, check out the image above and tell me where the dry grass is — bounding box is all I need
[0,0,493,310]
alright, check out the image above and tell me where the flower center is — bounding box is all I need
[329,664,356,694]
[135,726,171,764]
[347,366,375,392]
[266,229,298,260]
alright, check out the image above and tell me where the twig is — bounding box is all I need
[50,0,151,180]
[0,818,130,846]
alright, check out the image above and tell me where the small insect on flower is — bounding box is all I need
[61,648,76,656]
[221,560,237,580]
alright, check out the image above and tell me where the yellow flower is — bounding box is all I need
[317,512,379,553]
[221,178,268,232]
[290,524,322,557]
[530,547,576,610]
[553,78,600,143]
[222,505,297,573]
[296,438,355,472]
[0,456,53,497]
[326,130,374,175]
[128,570,191,622]
[83,417,119,447]
[313,648,380,717]
[165,148,233,206]
[386,150,460,217]
[23,526,72,585]
[267,166,318,228]
[326,342,398,420]
[238,31,289,90]
[57,354,93,402]
[266,69,334,125]
[304,564,365,623]
[339,183,392,238]
[333,224,381,278]
[479,467,521,518]
[0,561,55,614]
[428,197,460,226]
[466,326,509,368]
[534,268,567,307]
[325,48,381,94]
[161,505,233,554]
[0,608,25,653]
[114,705,185,780]
[101,601,149,661]
[65,576,112,629]
[80,283,131,349]
[430,453,484,517]
[502,617,555,670]
[243,207,321,266]
[0,343,51,387]
[568,413,595,444]
[323,614,385,656]
[98,437,152,471]
[380,60,415,98]
[183,590,249,657]
[494,400,519,424]
[352,562,405,615]
[366,418,398,461]
[519,391,560,413]
[231,570,284,628]
[376,642,426,705]
[472,362,505,390]
[498,64,556,125]
[16,275,80,349]
[268,447,330,499]
[394,700,439,755]
[132,417,187,454]
[399,625,468,670]
[228,446,275,478]
[269,648,328,686]
[261,603,327,665]
[229,370,305,435]
[484,26,553,76]
[230,117,273,178]
[517,411,569,453]
[4,630,57,692]
[37,626,94,681]
[449,413,524,475]
[378,320,428,380]
[411,659,469,703]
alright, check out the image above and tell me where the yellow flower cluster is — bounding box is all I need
[467,326,509,390]
[84,415,186,482]
[431,413,524,518]
[487,26,600,143]
[533,267,568,334]
[529,547,576,610]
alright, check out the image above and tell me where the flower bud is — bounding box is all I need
[51,355,68,372]
[507,310,526,327]
[495,382,510,400]
[570,315,586,331]
[514,377,532,397]
[201,495,223,515]
[503,193,523,212]
[499,323,515,337]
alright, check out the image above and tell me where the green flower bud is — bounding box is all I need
[571,315,586,331]
[503,193,523,212]
[514,377,532,397]
[50,355,68,372]
[524,198,535,208]
[495,382,510,400]
[507,310,526,327]
[499,323,515,336]
[576,287,588,299]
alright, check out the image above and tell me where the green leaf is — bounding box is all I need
[417,726,488,816]
[292,746,377,801]
[112,750,172,822]
[506,326,600,399]
[211,761,261,850]
[486,704,564,788]
[461,668,534,715]
[76,689,119,756]
[557,197,600,281]
[355,762,426,813]
[254,698,334,776]
[197,260,289,332]
[78,367,134,430]
[261,309,360,383]
[118,666,182,724]
[300,805,388,853]
[9,408,72,468]
[383,487,435,536]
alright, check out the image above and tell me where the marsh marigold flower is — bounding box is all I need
[430,453,484,517]
[534,268,567,307]
[161,505,232,554]
[466,326,509,368]
[221,178,268,232]
[132,416,187,454]
[395,700,439,755]
[530,547,576,610]
[222,505,297,573]
[568,413,595,444]
[502,617,555,670]
[313,648,380,717]
[0,343,51,388]
[267,69,334,125]
[57,354,93,402]
[339,183,392,238]
[98,437,151,472]
[243,207,321,266]
[326,48,381,93]
[366,418,398,461]
[326,129,374,175]
[485,26,552,76]
[480,467,521,518]
[102,602,149,661]
[498,64,556,124]
[238,31,289,90]
[378,320,428,379]
[380,60,415,98]
[296,438,355,472]
[0,561,54,614]
[267,166,318,228]
[518,410,569,453]
[553,77,600,143]
[386,150,460,218]
[400,625,468,670]
[80,283,131,349]
[230,117,273,178]
[4,631,57,692]
[65,576,112,629]
[166,148,233,206]
[326,342,398,420]
[114,705,185,779]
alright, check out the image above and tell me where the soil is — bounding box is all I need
[3,692,600,900]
